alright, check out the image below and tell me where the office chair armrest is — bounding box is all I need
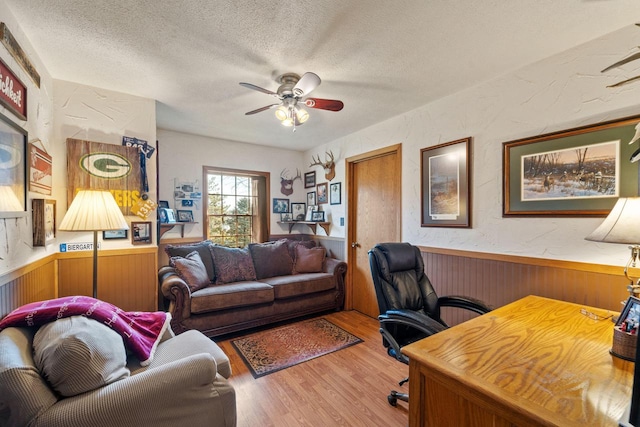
[378,310,446,364]
[438,296,492,315]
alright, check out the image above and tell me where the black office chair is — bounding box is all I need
[368,242,491,406]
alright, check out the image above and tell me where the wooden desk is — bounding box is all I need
[402,295,635,426]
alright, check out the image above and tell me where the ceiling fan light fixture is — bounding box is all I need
[275,105,288,121]
[295,107,309,124]
[281,117,294,127]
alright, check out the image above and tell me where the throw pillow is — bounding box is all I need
[293,244,326,273]
[249,239,294,279]
[170,250,211,292]
[33,316,130,397]
[285,238,316,261]
[209,245,257,284]
[165,241,215,282]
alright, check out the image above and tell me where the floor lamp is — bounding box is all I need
[59,190,129,299]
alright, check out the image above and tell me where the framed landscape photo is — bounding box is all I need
[503,115,640,216]
[291,202,306,221]
[103,229,128,240]
[421,137,472,228]
[176,209,194,222]
[304,171,316,188]
[131,221,152,245]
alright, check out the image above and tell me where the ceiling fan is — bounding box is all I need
[239,72,344,130]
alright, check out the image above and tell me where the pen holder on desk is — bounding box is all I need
[611,326,637,361]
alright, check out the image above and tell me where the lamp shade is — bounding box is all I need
[585,197,640,244]
[59,190,129,231]
[0,186,23,211]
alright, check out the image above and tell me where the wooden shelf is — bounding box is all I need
[159,222,197,239]
[278,221,330,235]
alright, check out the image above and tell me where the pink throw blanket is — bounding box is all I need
[0,296,170,366]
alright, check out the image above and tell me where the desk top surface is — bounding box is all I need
[402,295,634,426]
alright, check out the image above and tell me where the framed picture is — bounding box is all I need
[158,200,170,208]
[305,205,315,221]
[280,212,293,222]
[28,141,52,195]
[304,171,316,188]
[32,199,55,246]
[0,111,27,218]
[421,137,472,228]
[159,208,176,223]
[176,209,194,222]
[330,182,341,205]
[317,183,328,204]
[307,191,316,207]
[312,211,325,222]
[291,202,306,221]
[503,115,640,216]
[273,198,289,213]
[131,221,152,244]
[103,229,128,240]
[615,296,640,330]
[181,199,194,207]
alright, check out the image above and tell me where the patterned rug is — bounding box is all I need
[231,317,363,378]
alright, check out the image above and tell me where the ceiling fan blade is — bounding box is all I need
[245,104,279,115]
[293,72,321,97]
[304,98,344,112]
[239,82,279,97]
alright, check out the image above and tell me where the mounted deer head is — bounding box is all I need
[280,168,301,196]
[310,150,335,181]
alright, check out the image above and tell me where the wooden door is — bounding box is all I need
[347,145,401,318]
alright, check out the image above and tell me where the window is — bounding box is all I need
[204,167,268,247]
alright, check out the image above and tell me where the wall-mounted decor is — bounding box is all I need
[310,151,336,181]
[122,136,155,159]
[131,221,152,244]
[503,115,640,216]
[0,111,27,218]
[291,202,306,220]
[280,169,301,195]
[421,137,472,228]
[304,171,316,188]
[0,57,26,120]
[0,23,40,87]
[103,229,128,240]
[32,199,55,246]
[176,209,194,222]
[66,138,142,216]
[273,198,289,213]
[330,182,341,205]
[317,182,328,204]
[28,141,52,195]
[307,191,316,207]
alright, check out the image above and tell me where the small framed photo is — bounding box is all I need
[181,199,194,207]
[280,212,293,222]
[291,202,306,221]
[616,296,640,329]
[305,205,316,221]
[158,200,170,208]
[131,221,152,245]
[176,209,194,222]
[103,229,128,240]
[317,183,328,204]
[32,199,56,246]
[304,171,316,188]
[273,198,290,213]
[312,211,325,222]
[159,208,177,223]
[307,191,316,207]
[330,182,341,205]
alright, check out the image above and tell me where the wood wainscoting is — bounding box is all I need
[0,247,158,318]
[420,246,631,325]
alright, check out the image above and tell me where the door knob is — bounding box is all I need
[351,242,360,248]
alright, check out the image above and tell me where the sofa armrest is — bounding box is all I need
[159,267,192,334]
[324,257,347,309]
[34,353,236,427]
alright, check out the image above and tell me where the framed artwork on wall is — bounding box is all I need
[503,115,640,216]
[307,191,316,207]
[304,171,316,188]
[103,229,128,240]
[32,198,55,246]
[330,182,341,205]
[317,183,328,204]
[131,221,152,245]
[421,137,472,228]
[0,111,27,218]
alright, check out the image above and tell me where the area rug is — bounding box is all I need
[231,317,363,378]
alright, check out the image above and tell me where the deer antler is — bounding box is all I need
[293,168,302,182]
[310,155,324,168]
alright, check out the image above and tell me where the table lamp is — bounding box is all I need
[586,197,640,299]
[59,190,129,299]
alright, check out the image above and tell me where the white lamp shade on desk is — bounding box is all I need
[586,197,640,245]
[59,190,129,232]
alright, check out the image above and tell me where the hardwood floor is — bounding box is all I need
[216,310,410,427]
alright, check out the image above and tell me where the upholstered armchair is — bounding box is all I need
[369,242,491,406]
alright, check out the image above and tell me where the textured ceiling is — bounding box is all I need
[5,0,640,151]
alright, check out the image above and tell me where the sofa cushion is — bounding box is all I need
[32,316,130,397]
[209,246,257,284]
[165,241,216,282]
[0,327,57,427]
[170,250,210,292]
[191,281,274,313]
[293,244,326,273]
[286,239,316,260]
[249,239,294,279]
[261,273,336,299]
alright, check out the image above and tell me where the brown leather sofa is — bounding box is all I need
[159,239,347,337]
